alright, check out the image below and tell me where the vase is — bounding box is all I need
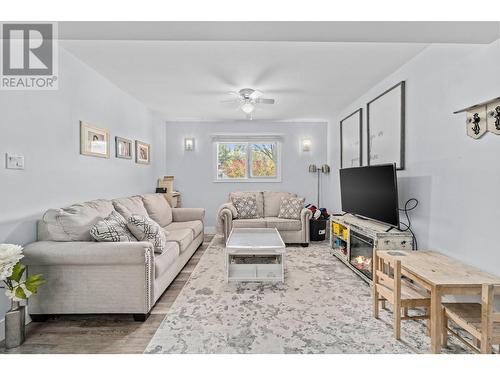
[5,301,25,349]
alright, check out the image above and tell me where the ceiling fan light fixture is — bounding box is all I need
[241,101,255,114]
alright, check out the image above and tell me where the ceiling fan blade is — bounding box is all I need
[249,90,263,100]
[255,98,275,104]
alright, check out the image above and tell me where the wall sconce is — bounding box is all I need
[184,138,195,151]
[301,139,312,152]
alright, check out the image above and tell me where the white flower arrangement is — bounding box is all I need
[0,244,45,309]
[0,244,24,281]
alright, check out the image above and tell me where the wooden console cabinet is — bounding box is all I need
[330,214,413,284]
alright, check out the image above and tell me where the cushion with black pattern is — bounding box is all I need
[127,214,167,253]
[278,196,305,220]
[231,193,258,219]
[90,211,137,242]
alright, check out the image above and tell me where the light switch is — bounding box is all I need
[6,153,25,169]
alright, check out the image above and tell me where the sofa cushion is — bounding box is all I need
[232,218,266,229]
[154,241,180,278]
[229,191,264,217]
[90,211,137,242]
[127,215,167,253]
[112,196,149,220]
[278,196,305,220]
[142,193,173,227]
[263,191,296,217]
[231,193,259,219]
[265,217,302,231]
[164,220,203,238]
[40,199,115,241]
[165,229,193,253]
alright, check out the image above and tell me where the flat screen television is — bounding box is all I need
[339,164,400,228]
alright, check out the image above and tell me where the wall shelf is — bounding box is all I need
[453,96,500,114]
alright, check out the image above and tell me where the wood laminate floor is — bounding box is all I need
[0,235,213,354]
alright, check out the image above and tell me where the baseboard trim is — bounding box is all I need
[205,226,216,234]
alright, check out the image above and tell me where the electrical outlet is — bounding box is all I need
[5,153,25,170]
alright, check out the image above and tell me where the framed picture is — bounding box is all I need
[135,140,150,164]
[340,108,362,168]
[367,81,405,170]
[80,121,110,158]
[115,137,133,159]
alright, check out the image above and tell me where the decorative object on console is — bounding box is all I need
[340,108,362,168]
[90,211,137,242]
[80,121,110,158]
[308,164,330,208]
[157,176,181,207]
[1,244,45,348]
[487,100,500,135]
[115,136,133,159]
[453,96,500,138]
[231,193,259,219]
[367,81,405,170]
[135,140,150,164]
[184,137,195,151]
[127,214,167,253]
[278,196,305,220]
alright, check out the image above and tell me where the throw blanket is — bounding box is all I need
[216,202,238,234]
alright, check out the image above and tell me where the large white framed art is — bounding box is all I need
[367,81,406,170]
[340,108,362,168]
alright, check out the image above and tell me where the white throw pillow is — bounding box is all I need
[90,211,137,242]
[278,196,305,220]
[127,214,167,253]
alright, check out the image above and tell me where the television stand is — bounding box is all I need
[330,214,413,284]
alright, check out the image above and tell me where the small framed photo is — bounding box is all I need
[135,140,150,164]
[80,122,110,158]
[115,137,133,159]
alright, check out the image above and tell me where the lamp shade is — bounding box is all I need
[308,164,318,173]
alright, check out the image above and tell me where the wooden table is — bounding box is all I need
[376,250,500,353]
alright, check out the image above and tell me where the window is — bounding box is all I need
[215,139,281,182]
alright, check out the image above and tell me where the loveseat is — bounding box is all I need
[23,193,204,321]
[217,191,311,246]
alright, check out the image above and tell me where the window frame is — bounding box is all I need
[213,139,282,183]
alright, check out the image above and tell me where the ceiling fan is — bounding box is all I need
[221,88,275,119]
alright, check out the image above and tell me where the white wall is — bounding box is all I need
[329,40,500,277]
[163,121,329,229]
[0,47,165,321]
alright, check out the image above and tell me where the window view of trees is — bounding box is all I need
[217,143,247,179]
[251,143,276,177]
[217,142,278,180]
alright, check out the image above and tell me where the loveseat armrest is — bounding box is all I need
[22,241,154,266]
[172,207,205,222]
[301,207,313,221]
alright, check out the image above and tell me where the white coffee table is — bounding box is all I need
[225,228,286,282]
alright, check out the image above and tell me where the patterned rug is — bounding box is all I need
[145,236,470,354]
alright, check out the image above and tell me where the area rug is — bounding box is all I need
[145,236,470,354]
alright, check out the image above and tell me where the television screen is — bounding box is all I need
[339,164,400,227]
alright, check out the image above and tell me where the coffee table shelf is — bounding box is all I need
[225,228,286,283]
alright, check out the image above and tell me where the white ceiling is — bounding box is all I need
[60,22,499,122]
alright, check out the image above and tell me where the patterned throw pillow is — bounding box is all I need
[231,193,258,219]
[278,196,305,220]
[127,215,167,253]
[90,211,137,242]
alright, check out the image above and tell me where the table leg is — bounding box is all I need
[430,286,442,353]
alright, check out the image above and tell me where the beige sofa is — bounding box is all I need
[218,191,311,246]
[23,193,204,321]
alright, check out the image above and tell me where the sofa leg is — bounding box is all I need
[301,243,309,247]
[133,313,150,322]
[30,314,51,322]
